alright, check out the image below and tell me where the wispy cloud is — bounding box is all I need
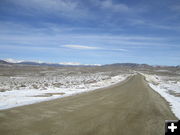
[62,45,101,50]
[127,18,180,31]
[13,0,78,12]
[0,20,178,49]
[100,0,130,12]
[0,0,180,65]
[110,48,128,51]
[7,0,88,18]
[171,5,180,12]
[62,44,128,52]
[0,45,61,56]
[0,21,178,51]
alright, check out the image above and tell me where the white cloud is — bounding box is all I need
[62,44,129,51]
[111,48,128,51]
[101,0,130,12]
[12,0,77,11]
[62,45,101,50]
[0,21,179,52]
[8,0,87,18]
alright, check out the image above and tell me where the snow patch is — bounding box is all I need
[142,73,180,119]
[0,74,130,110]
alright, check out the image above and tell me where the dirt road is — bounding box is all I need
[0,74,177,135]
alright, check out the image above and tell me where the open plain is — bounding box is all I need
[0,74,177,135]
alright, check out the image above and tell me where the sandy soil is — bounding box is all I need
[0,74,177,135]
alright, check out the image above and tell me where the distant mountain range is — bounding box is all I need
[104,63,180,68]
[0,59,101,67]
[104,63,150,67]
[0,60,9,64]
[0,59,179,68]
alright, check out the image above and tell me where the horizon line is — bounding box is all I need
[1,58,179,67]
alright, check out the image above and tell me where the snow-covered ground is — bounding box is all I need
[142,73,180,119]
[0,73,130,110]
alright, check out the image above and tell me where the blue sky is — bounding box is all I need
[0,0,180,65]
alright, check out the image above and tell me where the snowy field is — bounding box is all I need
[0,71,131,110]
[142,73,180,119]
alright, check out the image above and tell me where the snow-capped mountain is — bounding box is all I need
[1,59,101,67]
